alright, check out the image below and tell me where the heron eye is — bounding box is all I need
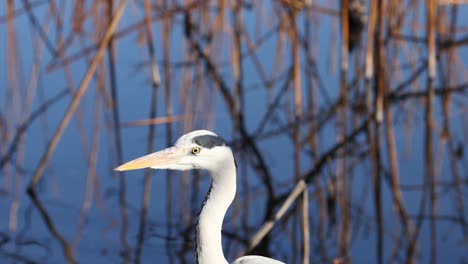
[191,147,201,155]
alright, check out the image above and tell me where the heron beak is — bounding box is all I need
[114,147,185,171]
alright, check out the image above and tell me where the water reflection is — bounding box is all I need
[1,0,468,263]
[28,189,77,264]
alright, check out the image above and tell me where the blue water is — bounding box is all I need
[1,1,468,263]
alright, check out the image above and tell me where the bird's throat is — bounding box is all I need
[196,162,237,264]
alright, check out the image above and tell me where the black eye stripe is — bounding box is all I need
[192,135,226,149]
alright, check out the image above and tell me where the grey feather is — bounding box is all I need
[192,135,226,149]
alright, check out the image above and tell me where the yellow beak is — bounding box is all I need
[114,147,185,171]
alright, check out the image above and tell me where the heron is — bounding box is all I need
[115,130,285,264]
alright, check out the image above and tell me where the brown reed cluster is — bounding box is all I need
[1,1,468,263]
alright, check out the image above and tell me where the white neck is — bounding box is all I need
[196,153,237,264]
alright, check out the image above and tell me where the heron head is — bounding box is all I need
[115,130,233,173]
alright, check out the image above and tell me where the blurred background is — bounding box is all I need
[1,0,468,263]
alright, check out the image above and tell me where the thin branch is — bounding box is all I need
[27,0,128,190]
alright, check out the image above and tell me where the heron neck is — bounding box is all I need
[196,156,237,264]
